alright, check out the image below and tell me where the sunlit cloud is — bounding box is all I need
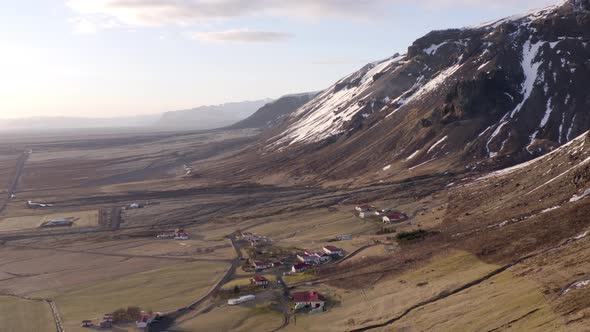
[65,0,557,34]
[191,29,292,43]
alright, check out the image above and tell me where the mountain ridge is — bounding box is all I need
[217,0,590,186]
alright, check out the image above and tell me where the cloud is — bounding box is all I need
[66,0,392,28]
[69,16,120,34]
[191,29,292,43]
[66,0,556,32]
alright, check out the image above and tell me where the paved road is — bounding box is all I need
[0,151,29,214]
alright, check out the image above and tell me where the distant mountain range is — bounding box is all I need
[156,99,272,130]
[0,115,161,131]
[0,99,277,132]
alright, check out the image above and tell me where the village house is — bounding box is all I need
[136,312,152,329]
[128,202,143,209]
[251,275,270,287]
[81,320,93,328]
[382,213,408,223]
[252,260,273,271]
[241,231,259,241]
[297,253,320,265]
[292,291,326,313]
[355,204,376,212]
[305,251,332,263]
[174,231,190,240]
[375,209,395,216]
[157,228,190,240]
[323,246,344,257]
[358,211,373,219]
[292,262,311,273]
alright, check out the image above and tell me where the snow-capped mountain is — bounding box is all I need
[259,0,590,182]
[229,92,317,130]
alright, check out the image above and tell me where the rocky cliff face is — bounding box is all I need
[250,0,590,183]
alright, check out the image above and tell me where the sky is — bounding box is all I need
[0,0,556,119]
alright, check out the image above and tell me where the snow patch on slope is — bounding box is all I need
[405,150,420,161]
[427,136,448,154]
[273,55,405,145]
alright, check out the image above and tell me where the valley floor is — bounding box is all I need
[0,128,588,331]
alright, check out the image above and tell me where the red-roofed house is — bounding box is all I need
[292,291,326,312]
[291,263,311,273]
[382,213,407,223]
[251,275,270,287]
[323,246,344,257]
[136,313,152,328]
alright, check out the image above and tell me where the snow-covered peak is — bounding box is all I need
[467,3,560,30]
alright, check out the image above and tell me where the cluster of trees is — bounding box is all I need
[396,229,435,242]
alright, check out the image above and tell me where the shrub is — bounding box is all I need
[112,306,142,323]
[395,229,434,242]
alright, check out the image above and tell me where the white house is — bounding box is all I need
[323,246,344,257]
[297,254,320,265]
[293,291,325,313]
[307,251,331,263]
[252,261,273,271]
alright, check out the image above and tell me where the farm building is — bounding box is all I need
[157,228,190,240]
[251,275,270,287]
[81,320,93,327]
[292,291,326,313]
[241,231,258,241]
[40,218,73,228]
[355,204,376,212]
[252,261,273,271]
[297,254,320,265]
[375,209,397,216]
[323,246,344,257]
[305,251,332,263]
[27,200,53,208]
[358,211,373,219]
[382,213,408,223]
[128,202,143,209]
[228,295,256,305]
[336,234,352,241]
[136,312,152,328]
[174,232,190,240]
[292,263,311,273]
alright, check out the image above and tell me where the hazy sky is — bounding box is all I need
[0,0,555,119]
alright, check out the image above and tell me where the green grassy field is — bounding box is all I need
[32,261,230,330]
[0,296,56,332]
